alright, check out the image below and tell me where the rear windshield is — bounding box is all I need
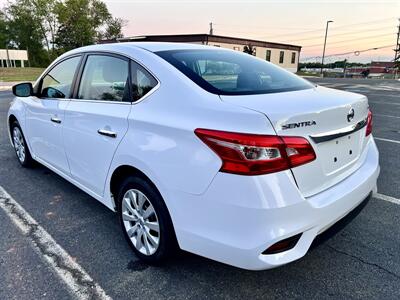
[156,49,313,95]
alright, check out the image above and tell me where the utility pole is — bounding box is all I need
[394,18,400,80]
[320,20,333,77]
[209,22,214,35]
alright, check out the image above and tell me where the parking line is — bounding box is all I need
[0,186,112,300]
[374,137,400,145]
[374,193,400,205]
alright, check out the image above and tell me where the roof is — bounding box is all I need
[101,34,302,51]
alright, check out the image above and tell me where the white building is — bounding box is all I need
[0,49,28,67]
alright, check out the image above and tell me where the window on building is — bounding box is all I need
[233,46,240,51]
[266,50,271,62]
[291,52,296,64]
[279,51,284,64]
[214,45,220,47]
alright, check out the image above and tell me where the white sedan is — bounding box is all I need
[7,42,379,270]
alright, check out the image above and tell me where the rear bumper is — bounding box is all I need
[169,138,379,270]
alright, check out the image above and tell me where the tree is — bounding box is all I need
[243,44,256,56]
[100,17,126,40]
[55,0,124,52]
[0,11,8,48]
[5,0,52,66]
[2,0,125,66]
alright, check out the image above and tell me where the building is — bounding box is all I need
[102,34,301,73]
[0,49,28,68]
[346,61,396,78]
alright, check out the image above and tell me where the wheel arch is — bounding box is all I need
[109,164,179,245]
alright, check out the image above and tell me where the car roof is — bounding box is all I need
[66,42,228,56]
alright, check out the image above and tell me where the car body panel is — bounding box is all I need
[63,100,132,197]
[24,97,71,174]
[221,86,370,197]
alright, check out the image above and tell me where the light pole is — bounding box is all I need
[320,20,333,76]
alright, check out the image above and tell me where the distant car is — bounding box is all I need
[7,43,379,270]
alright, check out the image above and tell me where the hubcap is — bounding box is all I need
[122,189,160,256]
[13,127,25,163]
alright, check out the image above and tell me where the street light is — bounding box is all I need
[320,20,333,76]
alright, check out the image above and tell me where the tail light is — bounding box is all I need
[366,109,372,136]
[195,129,316,175]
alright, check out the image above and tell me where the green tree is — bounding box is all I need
[5,0,51,66]
[0,11,8,48]
[55,0,123,52]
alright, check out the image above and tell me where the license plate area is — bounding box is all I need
[317,131,362,175]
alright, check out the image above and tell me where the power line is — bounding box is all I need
[301,33,396,48]
[281,26,394,43]
[300,44,395,61]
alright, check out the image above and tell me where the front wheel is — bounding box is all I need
[11,121,34,167]
[117,176,177,264]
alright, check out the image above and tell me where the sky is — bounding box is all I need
[102,0,400,63]
[1,0,399,63]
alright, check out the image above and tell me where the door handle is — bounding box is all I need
[51,117,62,124]
[97,129,117,138]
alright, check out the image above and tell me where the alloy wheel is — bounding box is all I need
[13,127,26,163]
[121,189,160,256]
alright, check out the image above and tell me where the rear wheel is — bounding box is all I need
[11,121,34,167]
[117,176,177,264]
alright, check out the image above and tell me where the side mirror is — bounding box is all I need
[12,82,33,97]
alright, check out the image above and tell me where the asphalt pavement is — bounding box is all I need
[0,78,399,299]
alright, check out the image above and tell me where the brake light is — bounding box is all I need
[366,109,372,136]
[195,129,316,175]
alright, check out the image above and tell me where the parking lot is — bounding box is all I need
[0,78,399,299]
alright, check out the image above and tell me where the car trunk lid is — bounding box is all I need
[220,86,370,197]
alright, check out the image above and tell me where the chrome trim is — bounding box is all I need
[50,117,62,124]
[309,118,367,144]
[97,129,117,138]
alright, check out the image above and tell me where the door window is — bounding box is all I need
[78,55,129,102]
[40,56,81,98]
[131,61,158,101]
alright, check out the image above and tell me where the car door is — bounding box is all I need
[62,53,133,197]
[25,55,82,174]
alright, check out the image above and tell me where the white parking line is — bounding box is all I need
[374,193,400,205]
[374,137,400,145]
[0,186,112,300]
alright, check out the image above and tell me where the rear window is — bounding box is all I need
[156,49,313,95]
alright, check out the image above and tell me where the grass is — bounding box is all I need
[0,67,45,82]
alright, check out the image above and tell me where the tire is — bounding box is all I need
[117,176,177,264]
[10,121,35,168]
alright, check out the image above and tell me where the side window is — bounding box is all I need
[78,55,129,102]
[131,61,158,102]
[40,56,81,98]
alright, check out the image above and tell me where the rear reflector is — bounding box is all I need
[195,129,316,175]
[262,233,302,255]
[366,109,372,136]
